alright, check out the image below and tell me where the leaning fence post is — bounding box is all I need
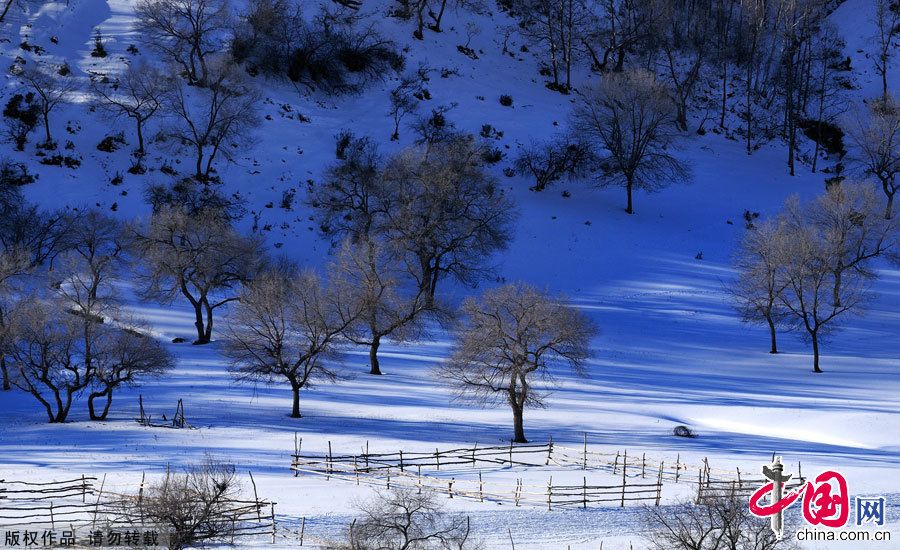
[249,470,262,521]
[365,441,369,471]
[92,474,106,529]
[546,436,553,466]
[620,455,627,507]
[613,451,620,474]
[703,457,710,488]
[138,472,146,525]
[49,501,55,529]
[300,517,305,546]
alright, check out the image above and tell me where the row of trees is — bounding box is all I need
[732,180,898,372]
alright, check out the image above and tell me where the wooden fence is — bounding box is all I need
[0,475,276,543]
[290,441,664,510]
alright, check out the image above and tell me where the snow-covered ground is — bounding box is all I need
[1,0,898,548]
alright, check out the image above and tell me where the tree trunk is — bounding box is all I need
[88,389,113,421]
[369,335,382,375]
[512,404,527,443]
[884,187,895,220]
[203,301,214,343]
[290,384,302,418]
[136,118,145,155]
[192,303,209,345]
[625,177,634,214]
[43,110,52,144]
[0,0,15,22]
[811,331,822,373]
[767,315,778,354]
[1,356,9,391]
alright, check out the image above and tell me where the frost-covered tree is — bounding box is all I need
[131,208,265,344]
[730,219,791,354]
[163,60,260,180]
[135,0,231,86]
[573,70,688,214]
[0,247,29,391]
[440,283,596,443]
[776,183,896,372]
[224,266,361,418]
[845,97,899,219]
[92,63,169,156]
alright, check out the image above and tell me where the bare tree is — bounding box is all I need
[644,490,799,550]
[88,326,174,420]
[344,487,480,550]
[381,136,517,307]
[0,248,29,391]
[7,298,94,423]
[730,219,791,354]
[514,134,593,192]
[163,59,260,180]
[776,190,881,373]
[137,461,241,550]
[845,97,899,219]
[308,134,385,244]
[332,237,428,375]
[131,208,265,345]
[92,63,169,156]
[224,266,360,418]
[873,0,899,102]
[389,71,424,141]
[573,70,688,214]
[20,65,77,146]
[135,0,231,86]
[440,283,596,443]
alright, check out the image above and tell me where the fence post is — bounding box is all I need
[479,471,484,502]
[81,474,86,503]
[448,477,454,499]
[399,450,404,472]
[417,465,422,495]
[583,477,587,509]
[300,517,305,547]
[508,440,513,466]
[249,470,261,521]
[49,501,54,529]
[704,457,710,488]
[656,462,664,506]
[547,476,552,511]
[620,454,627,507]
[270,502,276,544]
[435,448,440,471]
[641,453,646,479]
[613,451,619,474]
[696,465,703,503]
[355,457,359,486]
[675,454,680,482]
[583,432,587,470]
[472,443,477,467]
[546,436,553,466]
[736,467,742,488]
[293,433,300,477]
[327,441,333,479]
[365,441,369,472]
[138,472,145,525]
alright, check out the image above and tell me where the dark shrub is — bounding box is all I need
[499,94,513,106]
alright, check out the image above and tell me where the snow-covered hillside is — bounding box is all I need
[0,0,898,548]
